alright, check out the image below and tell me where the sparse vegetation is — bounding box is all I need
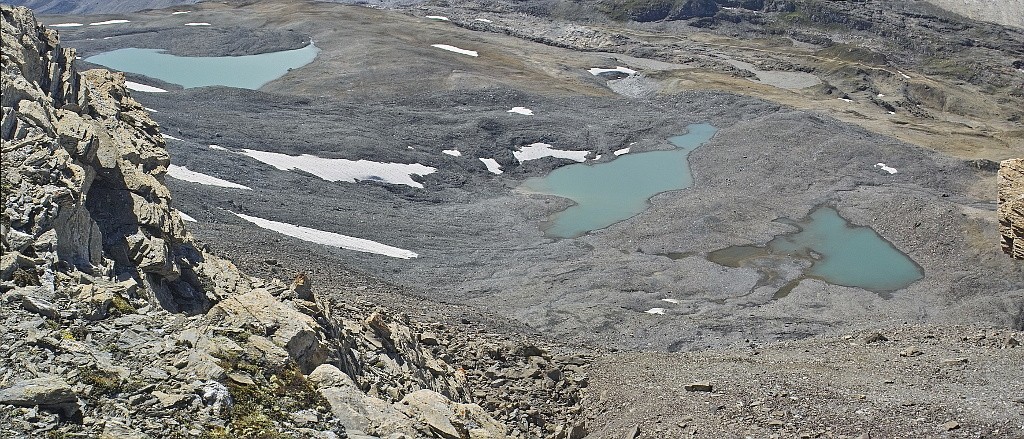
[213,353,327,439]
[109,294,136,316]
[78,366,123,396]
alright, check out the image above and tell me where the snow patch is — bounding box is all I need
[89,19,130,26]
[184,22,211,26]
[209,144,226,151]
[514,143,588,163]
[241,149,435,188]
[507,107,534,116]
[171,11,190,14]
[425,15,449,21]
[161,134,182,141]
[613,147,630,156]
[144,107,158,113]
[588,66,637,76]
[838,97,853,103]
[661,298,680,304]
[644,308,666,315]
[232,212,418,259]
[50,23,83,27]
[897,70,911,79]
[125,81,167,93]
[874,163,898,174]
[474,18,493,23]
[479,158,503,175]
[431,44,478,57]
[442,149,462,157]
[167,165,252,190]
[176,210,197,222]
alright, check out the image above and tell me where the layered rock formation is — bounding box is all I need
[1,6,585,438]
[1,5,217,314]
[1000,159,1024,259]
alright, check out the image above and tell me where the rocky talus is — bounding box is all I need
[0,6,586,439]
[1000,159,1024,260]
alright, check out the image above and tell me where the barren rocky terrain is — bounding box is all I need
[3,0,1023,438]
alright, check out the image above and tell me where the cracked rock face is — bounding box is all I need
[1,5,217,313]
[999,158,1024,259]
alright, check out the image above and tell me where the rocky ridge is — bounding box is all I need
[1000,159,1024,259]
[0,6,586,439]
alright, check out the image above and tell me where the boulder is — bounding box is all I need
[0,376,79,418]
[206,289,329,373]
[399,389,506,439]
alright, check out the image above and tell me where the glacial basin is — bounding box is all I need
[84,44,319,89]
[520,123,717,238]
[709,206,924,296]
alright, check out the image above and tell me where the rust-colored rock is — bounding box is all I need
[998,158,1024,259]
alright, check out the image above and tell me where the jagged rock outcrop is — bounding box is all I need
[1,5,224,314]
[999,158,1024,259]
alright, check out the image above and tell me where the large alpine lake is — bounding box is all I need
[85,44,320,89]
[520,123,718,238]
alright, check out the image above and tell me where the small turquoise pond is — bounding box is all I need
[709,206,924,294]
[84,44,320,89]
[521,123,718,238]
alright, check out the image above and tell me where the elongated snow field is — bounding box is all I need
[125,81,167,93]
[167,165,251,190]
[514,143,588,162]
[241,149,435,188]
[232,212,418,259]
[431,44,478,57]
[479,158,503,174]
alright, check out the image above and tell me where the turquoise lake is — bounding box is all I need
[84,44,320,89]
[709,206,924,294]
[520,123,718,238]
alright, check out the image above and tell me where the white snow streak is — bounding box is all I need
[425,15,450,21]
[613,147,630,156]
[167,165,251,190]
[513,143,588,163]
[431,44,478,57]
[507,107,534,116]
[241,149,435,188]
[588,66,637,76]
[232,212,418,259]
[89,20,130,26]
[479,158,503,174]
[176,210,197,222]
[161,134,182,141]
[184,22,211,26]
[125,81,167,93]
[874,163,898,174]
[645,308,666,315]
[442,149,462,157]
